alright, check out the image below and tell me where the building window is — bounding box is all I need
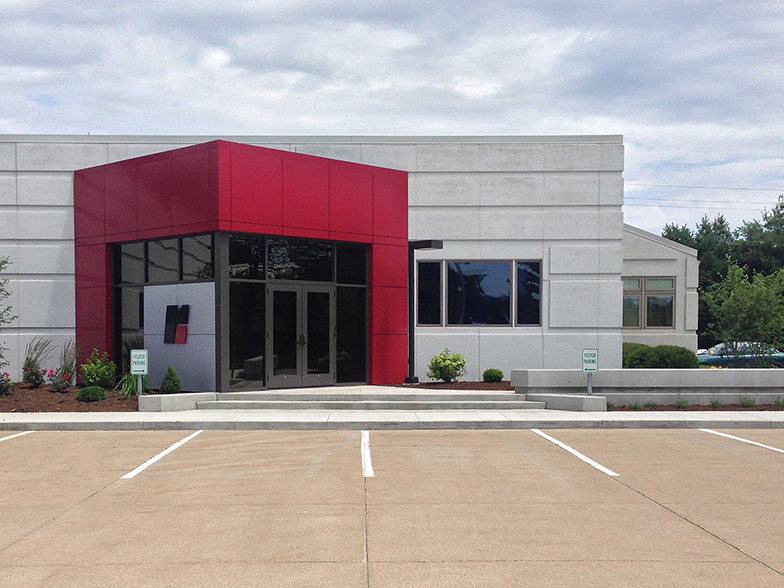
[516,262,541,326]
[623,276,675,328]
[417,261,441,325]
[447,262,511,325]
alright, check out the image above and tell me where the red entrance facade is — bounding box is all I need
[73,141,408,388]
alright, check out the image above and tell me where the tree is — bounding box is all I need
[661,223,697,249]
[732,195,784,276]
[0,256,16,369]
[703,260,784,364]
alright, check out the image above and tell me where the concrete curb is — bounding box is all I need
[1,410,783,431]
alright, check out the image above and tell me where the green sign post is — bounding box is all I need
[582,348,598,395]
[130,349,148,397]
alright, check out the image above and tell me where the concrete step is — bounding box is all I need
[196,399,547,410]
[215,391,524,403]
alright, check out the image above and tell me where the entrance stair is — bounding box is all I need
[196,387,546,411]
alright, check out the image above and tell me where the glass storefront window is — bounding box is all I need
[623,275,675,328]
[623,295,641,327]
[447,262,511,325]
[337,287,367,383]
[267,238,333,281]
[516,262,541,326]
[336,242,367,285]
[119,242,145,285]
[182,235,213,281]
[647,296,674,327]
[417,262,441,325]
[148,239,179,283]
[229,282,266,384]
[229,234,264,279]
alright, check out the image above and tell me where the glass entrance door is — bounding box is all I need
[266,284,335,388]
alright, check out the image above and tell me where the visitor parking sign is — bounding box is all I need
[130,349,148,376]
[582,348,598,373]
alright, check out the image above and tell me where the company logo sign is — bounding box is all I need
[164,305,190,344]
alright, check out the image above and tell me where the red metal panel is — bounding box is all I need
[282,227,331,241]
[73,168,105,239]
[371,286,407,335]
[371,243,408,288]
[230,145,283,228]
[75,286,111,335]
[372,168,408,239]
[329,231,373,245]
[230,221,283,236]
[74,244,109,290]
[281,154,330,231]
[137,156,172,231]
[104,161,137,236]
[369,334,408,384]
[210,144,222,222]
[329,163,373,236]
[172,149,211,228]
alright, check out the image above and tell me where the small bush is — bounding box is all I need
[739,396,756,408]
[115,372,151,398]
[606,402,615,409]
[623,343,698,369]
[48,368,70,393]
[80,349,116,388]
[643,402,658,408]
[0,372,11,396]
[427,349,467,383]
[710,399,724,408]
[775,396,784,407]
[482,368,504,383]
[160,365,182,394]
[22,336,55,388]
[674,398,689,409]
[628,403,642,411]
[76,386,106,402]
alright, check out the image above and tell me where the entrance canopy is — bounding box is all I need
[73,141,409,389]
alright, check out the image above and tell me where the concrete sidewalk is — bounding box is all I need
[2,408,784,431]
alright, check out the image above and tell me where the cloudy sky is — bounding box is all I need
[2,0,783,234]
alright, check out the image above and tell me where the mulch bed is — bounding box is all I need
[395,381,513,390]
[0,383,138,412]
[610,403,784,411]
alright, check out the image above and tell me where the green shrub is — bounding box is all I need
[643,402,658,408]
[22,336,55,388]
[427,349,467,383]
[482,368,504,383]
[709,399,724,408]
[606,402,616,409]
[628,403,642,411]
[48,368,71,393]
[775,396,784,407]
[80,349,116,388]
[674,398,689,409]
[114,372,151,398]
[0,371,11,396]
[76,385,106,402]
[739,396,756,408]
[160,365,182,394]
[623,343,698,369]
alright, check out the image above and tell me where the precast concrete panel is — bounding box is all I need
[0,143,16,170]
[0,173,16,204]
[16,173,74,206]
[479,143,545,172]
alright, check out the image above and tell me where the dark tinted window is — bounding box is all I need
[337,287,367,383]
[119,243,145,285]
[336,242,367,285]
[229,234,265,280]
[182,235,213,281]
[147,239,179,283]
[516,262,541,325]
[646,296,674,327]
[229,282,266,383]
[417,262,441,325]
[267,238,333,281]
[447,262,510,325]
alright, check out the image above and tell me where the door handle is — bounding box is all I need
[298,334,307,346]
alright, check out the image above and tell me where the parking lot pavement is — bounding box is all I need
[1,430,783,587]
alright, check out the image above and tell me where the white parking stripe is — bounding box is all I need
[531,429,619,477]
[122,430,203,479]
[0,431,34,443]
[361,430,374,478]
[700,429,784,454]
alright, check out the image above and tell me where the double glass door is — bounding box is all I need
[267,284,335,388]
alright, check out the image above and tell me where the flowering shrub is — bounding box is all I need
[80,349,116,388]
[23,365,46,389]
[22,336,55,388]
[427,349,467,383]
[48,368,73,393]
[0,372,11,396]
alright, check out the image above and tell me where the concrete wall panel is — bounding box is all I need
[600,210,624,239]
[411,209,481,240]
[544,174,600,205]
[479,331,544,374]
[480,209,544,240]
[479,240,544,260]
[549,281,599,327]
[599,174,624,205]
[16,244,74,274]
[0,143,16,170]
[360,144,417,171]
[0,173,16,204]
[542,333,600,369]
[17,173,74,206]
[685,291,699,331]
[599,143,625,171]
[17,143,108,171]
[17,280,75,328]
[17,209,74,240]
[294,144,362,163]
[480,175,543,206]
[415,331,480,381]
[599,243,624,274]
[598,280,622,328]
[416,144,481,172]
[480,144,545,172]
[544,210,600,240]
[544,144,599,172]
[414,174,481,206]
[0,207,18,238]
[107,143,190,163]
[549,245,600,274]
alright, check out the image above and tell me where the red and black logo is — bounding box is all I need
[164,305,190,344]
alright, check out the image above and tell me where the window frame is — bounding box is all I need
[622,275,676,329]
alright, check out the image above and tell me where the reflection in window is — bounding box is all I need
[336,242,367,285]
[647,296,674,327]
[447,262,510,325]
[516,262,541,325]
[229,282,266,385]
[623,276,675,328]
[417,262,441,325]
[148,239,179,283]
[623,295,641,327]
[337,287,366,383]
[268,238,333,281]
[120,243,145,285]
[229,234,264,279]
[182,235,213,281]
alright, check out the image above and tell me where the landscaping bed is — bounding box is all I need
[0,383,137,412]
[396,381,512,390]
[609,403,784,411]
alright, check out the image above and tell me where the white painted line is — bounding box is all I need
[531,429,619,477]
[122,430,203,479]
[361,430,374,478]
[0,431,34,443]
[700,429,784,455]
